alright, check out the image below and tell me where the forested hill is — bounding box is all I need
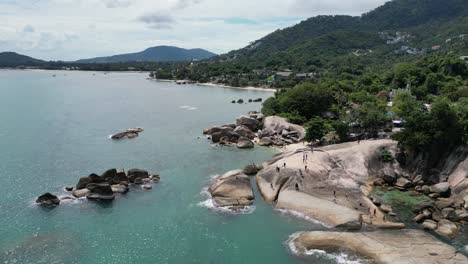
[76,46,216,63]
[190,0,468,84]
[0,52,45,67]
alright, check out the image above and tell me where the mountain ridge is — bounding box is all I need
[75,46,216,63]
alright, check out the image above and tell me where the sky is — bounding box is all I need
[0,0,389,61]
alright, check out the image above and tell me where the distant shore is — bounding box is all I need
[152,78,276,92]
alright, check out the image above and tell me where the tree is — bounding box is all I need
[353,102,390,137]
[305,117,328,142]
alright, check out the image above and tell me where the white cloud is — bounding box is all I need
[0,0,389,60]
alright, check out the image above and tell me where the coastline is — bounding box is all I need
[152,78,277,92]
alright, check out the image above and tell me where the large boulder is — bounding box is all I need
[208,170,254,209]
[435,219,460,238]
[412,200,435,213]
[128,169,149,183]
[100,169,117,182]
[203,126,222,135]
[237,139,254,149]
[233,125,255,139]
[258,137,273,146]
[236,116,260,131]
[86,183,115,201]
[261,116,305,140]
[112,169,128,184]
[36,193,60,207]
[379,165,397,184]
[111,184,129,194]
[76,176,92,190]
[290,230,468,264]
[429,182,451,197]
[395,177,412,189]
[211,127,239,143]
[72,188,90,198]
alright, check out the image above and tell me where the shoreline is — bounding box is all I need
[152,78,277,92]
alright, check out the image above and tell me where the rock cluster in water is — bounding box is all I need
[231,98,263,104]
[203,112,305,148]
[35,168,160,207]
[111,128,144,140]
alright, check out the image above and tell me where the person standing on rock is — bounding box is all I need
[276,166,280,173]
[283,162,286,168]
[295,183,299,191]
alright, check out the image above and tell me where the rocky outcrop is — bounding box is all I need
[208,170,255,210]
[290,230,468,264]
[257,140,404,229]
[36,193,60,207]
[260,116,305,144]
[111,128,144,140]
[203,113,306,148]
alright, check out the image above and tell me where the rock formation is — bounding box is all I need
[208,170,255,210]
[290,230,468,264]
[37,168,160,207]
[111,128,144,140]
[203,112,305,148]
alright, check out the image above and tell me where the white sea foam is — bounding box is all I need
[276,208,331,228]
[188,107,198,110]
[464,245,468,251]
[197,187,256,215]
[287,233,368,264]
[179,105,190,109]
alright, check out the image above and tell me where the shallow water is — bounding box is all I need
[0,70,353,264]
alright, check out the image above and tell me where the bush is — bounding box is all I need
[379,148,394,163]
[305,117,328,142]
[278,112,307,125]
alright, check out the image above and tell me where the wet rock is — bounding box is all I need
[234,125,256,139]
[435,219,460,238]
[237,139,254,149]
[422,220,438,230]
[236,116,260,131]
[76,176,92,190]
[128,169,149,183]
[72,188,90,198]
[111,184,129,194]
[65,186,74,192]
[86,183,115,201]
[142,184,152,190]
[36,193,60,207]
[441,208,459,221]
[100,169,117,181]
[290,230,468,264]
[113,169,128,184]
[237,99,244,104]
[208,170,254,209]
[455,209,468,221]
[258,137,273,146]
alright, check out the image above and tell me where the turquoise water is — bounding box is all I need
[0,70,338,264]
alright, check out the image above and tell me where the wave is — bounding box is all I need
[276,208,331,228]
[287,232,369,264]
[197,187,256,215]
[179,105,190,109]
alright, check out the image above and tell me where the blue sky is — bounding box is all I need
[0,0,389,61]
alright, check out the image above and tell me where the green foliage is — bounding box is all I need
[262,83,336,120]
[352,101,390,136]
[379,148,394,163]
[277,112,307,125]
[332,121,350,142]
[305,117,328,142]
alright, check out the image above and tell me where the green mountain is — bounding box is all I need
[0,52,45,67]
[190,0,467,81]
[76,46,216,63]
